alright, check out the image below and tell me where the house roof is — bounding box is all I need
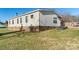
[24,9,56,15]
[8,9,61,20]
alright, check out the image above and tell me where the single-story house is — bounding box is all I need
[8,9,62,32]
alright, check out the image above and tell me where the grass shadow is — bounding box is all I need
[0,31,18,36]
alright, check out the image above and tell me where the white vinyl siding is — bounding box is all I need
[8,10,61,28]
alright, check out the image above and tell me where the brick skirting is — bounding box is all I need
[8,26,58,32]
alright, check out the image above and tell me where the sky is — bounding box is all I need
[0,8,79,22]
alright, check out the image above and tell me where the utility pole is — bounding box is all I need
[16,12,18,16]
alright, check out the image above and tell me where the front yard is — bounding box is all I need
[0,28,79,50]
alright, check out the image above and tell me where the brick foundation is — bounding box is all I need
[8,26,30,31]
[8,26,58,32]
[8,26,39,32]
[38,26,61,31]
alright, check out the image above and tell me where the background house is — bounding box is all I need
[62,15,79,28]
[0,22,6,28]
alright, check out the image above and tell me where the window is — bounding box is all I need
[53,17,57,19]
[31,15,33,18]
[53,20,57,23]
[12,20,14,24]
[53,17,57,23]
[25,16,28,23]
[20,18,22,23]
[17,19,19,24]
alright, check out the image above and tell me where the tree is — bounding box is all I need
[61,12,74,22]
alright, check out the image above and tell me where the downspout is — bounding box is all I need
[39,11,40,31]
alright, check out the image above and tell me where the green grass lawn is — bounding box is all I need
[0,28,79,50]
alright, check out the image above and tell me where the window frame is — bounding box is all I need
[53,20,57,24]
[25,16,28,23]
[12,20,14,24]
[20,17,22,23]
[53,17,58,24]
[53,17,57,20]
[17,18,19,24]
[30,14,33,19]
